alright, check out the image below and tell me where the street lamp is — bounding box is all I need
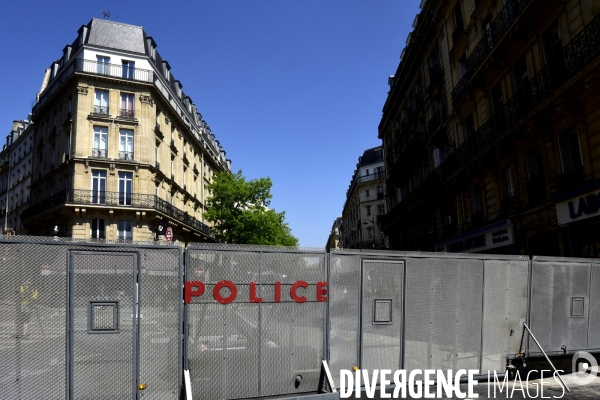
[363,219,375,248]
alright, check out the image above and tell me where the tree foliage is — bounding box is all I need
[203,170,299,246]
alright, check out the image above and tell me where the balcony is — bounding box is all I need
[451,0,533,108]
[33,59,154,115]
[119,108,135,119]
[118,151,134,161]
[92,148,108,158]
[357,169,386,183]
[21,189,212,237]
[92,105,109,115]
[154,123,164,140]
[451,73,470,108]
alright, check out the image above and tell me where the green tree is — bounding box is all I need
[203,170,299,246]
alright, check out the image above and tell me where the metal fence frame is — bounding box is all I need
[0,236,183,400]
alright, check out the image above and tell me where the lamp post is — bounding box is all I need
[363,219,375,248]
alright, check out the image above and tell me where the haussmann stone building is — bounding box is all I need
[22,18,232,244]
[380,0,600,257]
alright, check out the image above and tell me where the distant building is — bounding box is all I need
[22,19,232,244]
[341,146,387,249]
[0,118,34,234]
[380,0,600,257]
[326,216,342,251]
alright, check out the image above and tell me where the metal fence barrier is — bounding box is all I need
[185,244,327,399]
[1,238,599,400]
[0,236,182,400]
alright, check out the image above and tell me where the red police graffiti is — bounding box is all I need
[184,280,328,304]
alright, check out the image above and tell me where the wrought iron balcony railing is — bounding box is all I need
[119,108,135,118]
[33,59,154,114]
[21,189,212,237]
[92,148,108,158]
[118,151,134,161]
[451,72,470,108]
[451,0,532,108]
[92,105,108,115]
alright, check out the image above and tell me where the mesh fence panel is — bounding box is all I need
[481,260,529,372]
[360,260,403,373]
[71,252,136,399]
[137,246,181,399]
[0,242,67,399]
[530,260,591,353]
[404,257,483,371]
[186,247,326,399]
[328,254,361,384]
[187,250,260,399]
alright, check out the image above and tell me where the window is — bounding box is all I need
[513,57,530,93]
[378,204,385,215]
[557,130,583,174]
[377,185,384,199]
[491,83,504,117]
[117,220,132,240]
[97,56,110,75]
[365,169,370,176]
[542,21,563,69]
[464,114,475,139]
[506,168,515,197]
[91,218,105,239]
[120,94,134,118]
[366,205,371,216]
[118,172,133,206]
[122,60,135,79]
[94,90,109,115]
[91,170,107,204]
[434,147,446,168]
[375,166,384,179]
[458,55,468,78]
[366,189,370,198]
[93,126,108,157]
[473,187,483,213]
[453,3,464,31]
[119,129,134,160]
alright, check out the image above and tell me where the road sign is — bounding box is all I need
[166,227,173,242]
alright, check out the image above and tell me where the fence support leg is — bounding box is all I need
[318,359,337,393]
[523,323,570,393]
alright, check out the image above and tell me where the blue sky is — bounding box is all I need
[0,0,420,247]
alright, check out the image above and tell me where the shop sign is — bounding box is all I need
[434,221,513,253]
[556,189,600,225]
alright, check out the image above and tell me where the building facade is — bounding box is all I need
[0,118,34,235]
[380,0,600,257]
[326,216,343,251]
[341,146,388,249]
[22,19,232,244]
